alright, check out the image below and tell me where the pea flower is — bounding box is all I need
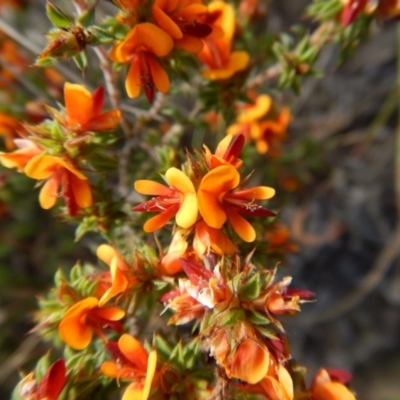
[203,133,244,170]
[197,164,275,242]
[101,334,158,400]
[110,23,173,102]
[227,94,291,155]
[60,83,121,133]
[152,0,212,52]
[58,297,125,350]
[24,154,93,216]
[96,244,140,306]
[133,167,198,232]
[311,368,356,400]
[197,1,249,80]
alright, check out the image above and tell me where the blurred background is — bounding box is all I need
[0,1,400,399]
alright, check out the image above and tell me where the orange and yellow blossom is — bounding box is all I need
[227,94,291,155]
[133,167,198,232]
[152,0,212,53]
[311,368,356,400]
[61,83,121,133]
[110,23,173,102]
[0,112,27,150]
[203,133,244,170]
[59,297,125,350]
[253,355,294,400]
[197,164,275,242]
[24,154,93,216]
[197,1,249,80]
[101,334,158,400]
[96,244,140,306]
[193,220,236,256]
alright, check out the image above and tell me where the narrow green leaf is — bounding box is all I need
[46,1,74,29]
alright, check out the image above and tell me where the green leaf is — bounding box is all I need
[78,7,95,27]
[218,309,245,327]
[72,51,88,71]
[239,273,261,301]
[35,353,52,382]
[46,2,74,29]
[86,26,115,45]
[247,310,271,326]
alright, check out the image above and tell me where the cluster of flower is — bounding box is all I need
[2,0,389,398]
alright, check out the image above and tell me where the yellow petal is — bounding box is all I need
[142,350,157,400]
[25,155,59,180]
[237,95,272,123]
[96,244,119,265]
[64,83,93,127]
[176,192,198,228]
[122,383,145,400]
[39,174,59,209]
[277,365,294,400]
[99,258,129,306]
[202,51,249,81]
[165,167,195,194]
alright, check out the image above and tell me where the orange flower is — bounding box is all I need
[311,368,356,400]
[197,165,275,242]
[101,334,158,400]
[133,167,198,232]
[152,0,212,53]
[24,154,93,215]
[193,220,236,255]
[231,338,270,384]
[258,356,294,400]
[227,95,291,155]
[197,1,249,80]
[96,244,139,306]
[59,297,125,350]
[0,139,41,172]
[61,83,121,133]
[0,112,26,150]
[203,133,244,170]
[110,23,173,102]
